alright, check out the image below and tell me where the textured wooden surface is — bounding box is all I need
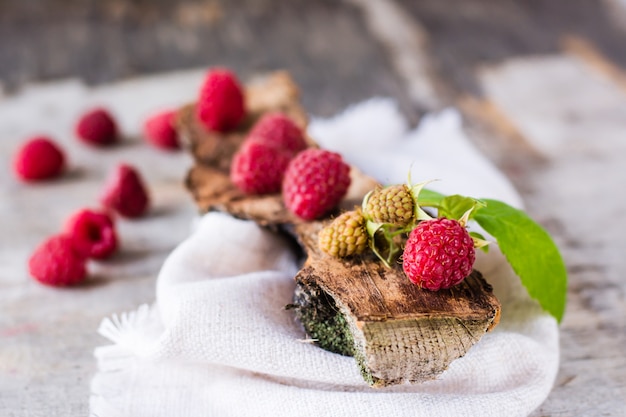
[1,0,626,416]
[294,223,500,387]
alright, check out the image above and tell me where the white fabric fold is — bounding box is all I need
[91,99,559,417]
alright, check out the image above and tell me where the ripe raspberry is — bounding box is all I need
[319,210,369,257]
[99,164,150,218]
[282,148,351,220]
[75,108,119,146]
[63,209,118,259]
[247,112,307,154]
[402,218,475,291]
[365,184,414,227]
[28,234,87,287]
[143,110,179,150]
[13,136,65,181]
[196,68,246,132]
[230,140,292,195]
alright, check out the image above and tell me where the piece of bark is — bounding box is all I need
[186,163,377,226]
[178,71,501,387]
[291,220,500,387]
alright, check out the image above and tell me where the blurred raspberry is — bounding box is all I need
[28,234,87,287]
[75,108,119,146]
[13,136,65,181]
[247,112,307,154]
[143,110,180,150]
[230,140,292,195]
[64,208,118,259]
[99,164,150,218]
[196,68,246,132]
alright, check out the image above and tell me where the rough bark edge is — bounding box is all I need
[292,268,500,387]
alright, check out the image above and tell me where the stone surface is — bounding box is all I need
[1,0,625,416]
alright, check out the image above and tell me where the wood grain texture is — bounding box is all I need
[477,51,626,416]
[293,221,500,386]
[0,0,414,120]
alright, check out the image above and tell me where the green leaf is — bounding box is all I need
[416,188,445,207]
[474,199,567,322]
[438,195,485,221]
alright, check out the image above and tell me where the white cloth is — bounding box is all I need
[90,99,559,417]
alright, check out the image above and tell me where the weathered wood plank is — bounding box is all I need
[0,0,414,119]
[477,52,626,417]
[397,0,626,96]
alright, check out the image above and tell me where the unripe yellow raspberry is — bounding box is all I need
[364,184,414,227]
[319,210,369,258]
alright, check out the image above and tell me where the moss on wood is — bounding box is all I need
[291,280,355,356]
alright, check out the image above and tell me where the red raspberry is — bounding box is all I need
[13,136,65,181]
[402,218,475,291]
[282,149,351,220]
[143,110,180,150]
[99,164,150,218]
[196,68,246,132]
[231,140,292,195]
[28,234,87,287]
[247,112,307,154]
[75,108,119,146]
[63,209,118,259]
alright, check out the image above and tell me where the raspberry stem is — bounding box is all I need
[365,220,413,267]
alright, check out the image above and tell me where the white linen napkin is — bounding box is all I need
[90,99,559,417]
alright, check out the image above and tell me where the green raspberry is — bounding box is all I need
[364,184,414,227]
[319,210,369,258]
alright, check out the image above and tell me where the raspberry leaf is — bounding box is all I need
[437,195,485,221]
[402,186,565,322]
[417,188,445,207]
[473,199,567,323]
